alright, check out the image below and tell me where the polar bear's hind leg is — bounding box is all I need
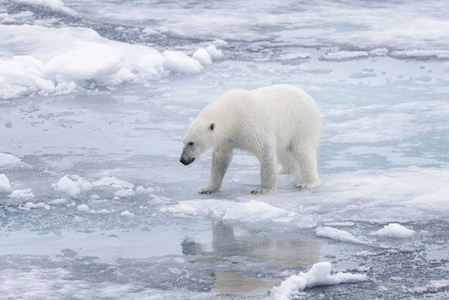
[277,145,301,175]
[293,146,321,190]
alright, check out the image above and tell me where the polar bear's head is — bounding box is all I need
[180,117,216,165]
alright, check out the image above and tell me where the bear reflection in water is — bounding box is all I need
[182,221,321,296]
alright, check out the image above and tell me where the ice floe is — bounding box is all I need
[371,223,415,239]
[0,174,11,192]
[52,175,92,197]
[161,199,296,223]
[271,262,367,300]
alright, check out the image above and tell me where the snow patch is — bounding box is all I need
[0,153,24,168]
[163,51,204,74]
[271,262,367,299]
[211,39,228,47]
[0,174,11,192]
[0,25,225,99]
[92,176,134,189]
[52,175,92,197]
[44,43,123,81]
[49,198,67,205]
[114,188,135,199]
[161,199,296,222]
[135,186,157,194]
[192,48,212,65]
[206,45,225,59]
[15,0,77,16]
[315,227,368,245]
[77,204,89,212]
[8,189,35,200]
[120,210,135,217]
[371,223,415,239]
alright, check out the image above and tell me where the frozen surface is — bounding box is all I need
[371,223,416,239]
[1,0,449,299]
[271,262,367,300]
[0,174,11,191]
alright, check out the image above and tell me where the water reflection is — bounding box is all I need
[182,220,321,296]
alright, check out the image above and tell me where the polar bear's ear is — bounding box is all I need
[189,117,195,123]
[209,123,215,131]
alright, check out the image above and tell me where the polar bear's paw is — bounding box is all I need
[294,180,321,190]
[198,187,220,194]
[250,187,277,195]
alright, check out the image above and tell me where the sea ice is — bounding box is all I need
[321,51,369,61]
[8,189,35,201]
[0,174,11,192]
[161,199,296,223]
[15,0,77,16]
[206,45,225,59]
[1,0,449,298]
[25,202,50,210]
[0,153,22,168]
[271,262,367,300]
[315,227,368,245]
[0,25,226,99]
[52,175,92,197]
[409,279,449,293]
[163,50,204,74]
[371,223,415,239]
[77,204,89,212]
[92,176,134,189]
[44,43,123,81]
[120,210,135,217]
[49,198,68,205]
[114,188,135,199]
[193,48,212,65]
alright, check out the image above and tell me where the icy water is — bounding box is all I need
[1,0,449,299]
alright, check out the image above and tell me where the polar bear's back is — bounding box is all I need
[248,85,322,137]
[251,85,319,114]
[198,85,322,146]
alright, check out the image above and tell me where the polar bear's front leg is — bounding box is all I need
[198,149,233,194]
[251,144,277,195]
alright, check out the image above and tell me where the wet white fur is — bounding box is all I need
[181,84,323,195]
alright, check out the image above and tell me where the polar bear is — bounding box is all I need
[180,85,323,195]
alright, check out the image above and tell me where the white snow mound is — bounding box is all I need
[192,48,212,65]
[0,153,23,168]
[52,175,92,197]
[44,43,123,81]
[315,226,367,244]
[163,51,204,74]
[8,189,35,200]
[77,204,89,212]
[0,174,11,192]
[271,262,367,300]
[372,223,415,239]
[120,210,135,217]
[0,25,225,99]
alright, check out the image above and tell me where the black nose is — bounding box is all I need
[180,157,195,165]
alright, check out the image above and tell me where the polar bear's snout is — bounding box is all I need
[180,144,196,165]
[180,156,195,165]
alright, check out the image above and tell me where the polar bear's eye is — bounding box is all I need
[187,142,194,146]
